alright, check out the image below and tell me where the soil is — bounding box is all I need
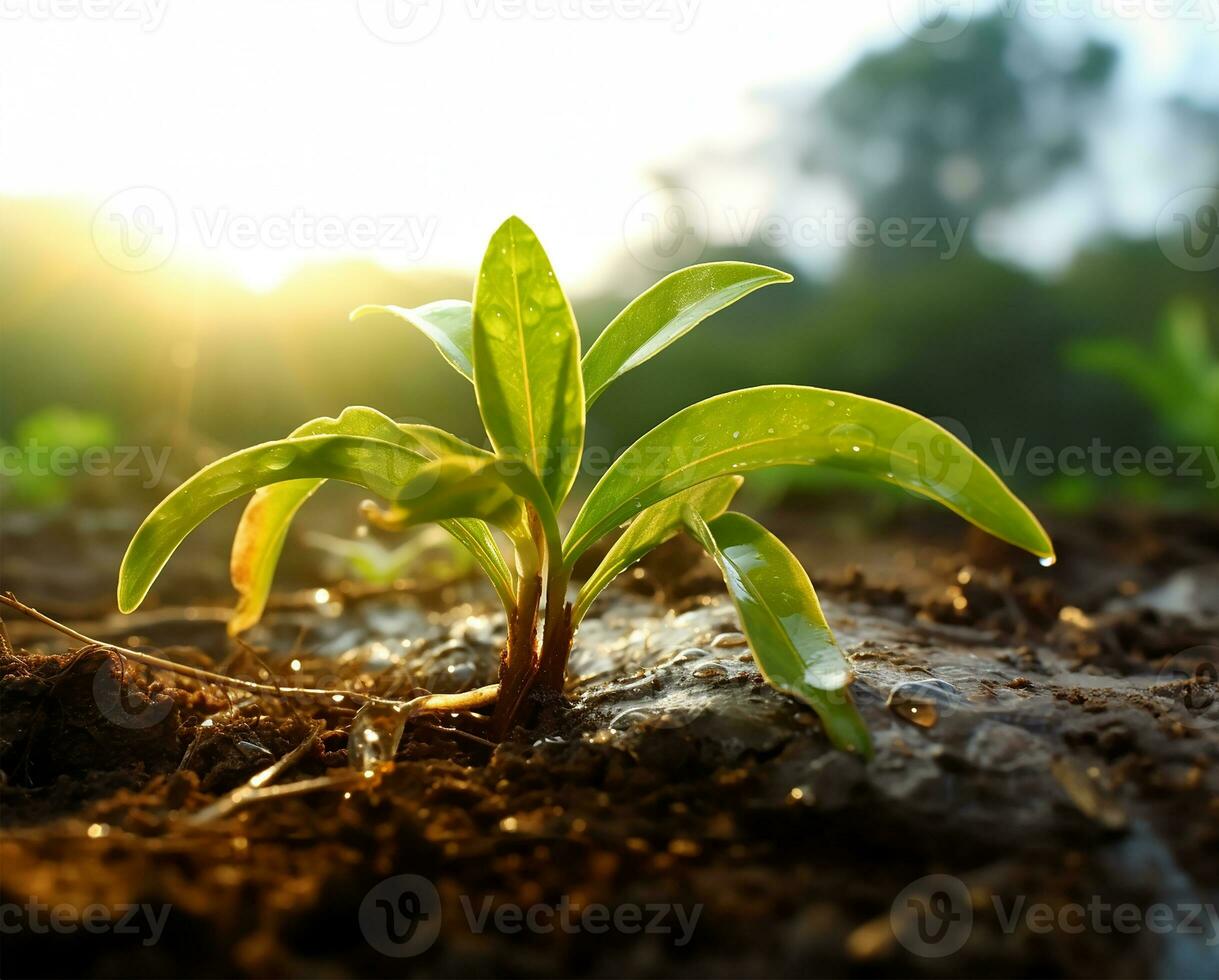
[1,503,1217,979]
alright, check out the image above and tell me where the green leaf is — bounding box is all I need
[390,454,564,577]
[582,262,792,407]
[684,510,871,756]
[350,300,474,382]
[473,216,584,505]
[572,476,742,625]
[435,518,516,610]
[118,434,432,614]
[566,385,1054,565]
[226,406,507,635]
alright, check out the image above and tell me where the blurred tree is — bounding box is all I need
[799,14,1118,265]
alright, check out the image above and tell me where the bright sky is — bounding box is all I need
[0,0,1212,290]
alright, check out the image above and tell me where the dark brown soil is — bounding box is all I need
[1,505,1217,979]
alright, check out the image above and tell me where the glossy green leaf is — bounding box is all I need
[376,452,563,580]
[582,262,792,407]
[118,434,434,614]
[473,216,584,505]
[226,407,507,635]
[684,510,871,756]
[572,476,742,625]
[434,519,516,610]
[566,385,1054,565]
[350,300,474,382]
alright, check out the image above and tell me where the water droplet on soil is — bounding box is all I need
[348,702,408,770]
[886,678,962,729]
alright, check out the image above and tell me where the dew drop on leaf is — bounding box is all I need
[261,445,297,471]
[827,423,876,457]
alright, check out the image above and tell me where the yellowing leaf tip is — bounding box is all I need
[349,305,381,322]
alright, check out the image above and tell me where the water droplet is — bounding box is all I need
[262,445,297,471]
[827,423,876,457]
[732,431,741,440]
[1049,757,1127,829]
[886,678,961,729]
[692,664,728,680]
[348,702,408,770]
[1039,556,1057,568]
[666,647,710,667]
[210,475,246,495]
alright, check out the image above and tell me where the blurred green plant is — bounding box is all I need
[1,406,117,507]
[305,525,475,588]
[115,217,1053,754]
[1069,301,1219,449]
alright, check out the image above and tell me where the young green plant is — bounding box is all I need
[117,216,1054,755]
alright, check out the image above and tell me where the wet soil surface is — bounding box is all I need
[1,506,1217,978]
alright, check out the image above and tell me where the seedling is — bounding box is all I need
[117,217,1054,755]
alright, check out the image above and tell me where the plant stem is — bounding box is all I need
[490,568,541,738]
[535,568,574,695]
